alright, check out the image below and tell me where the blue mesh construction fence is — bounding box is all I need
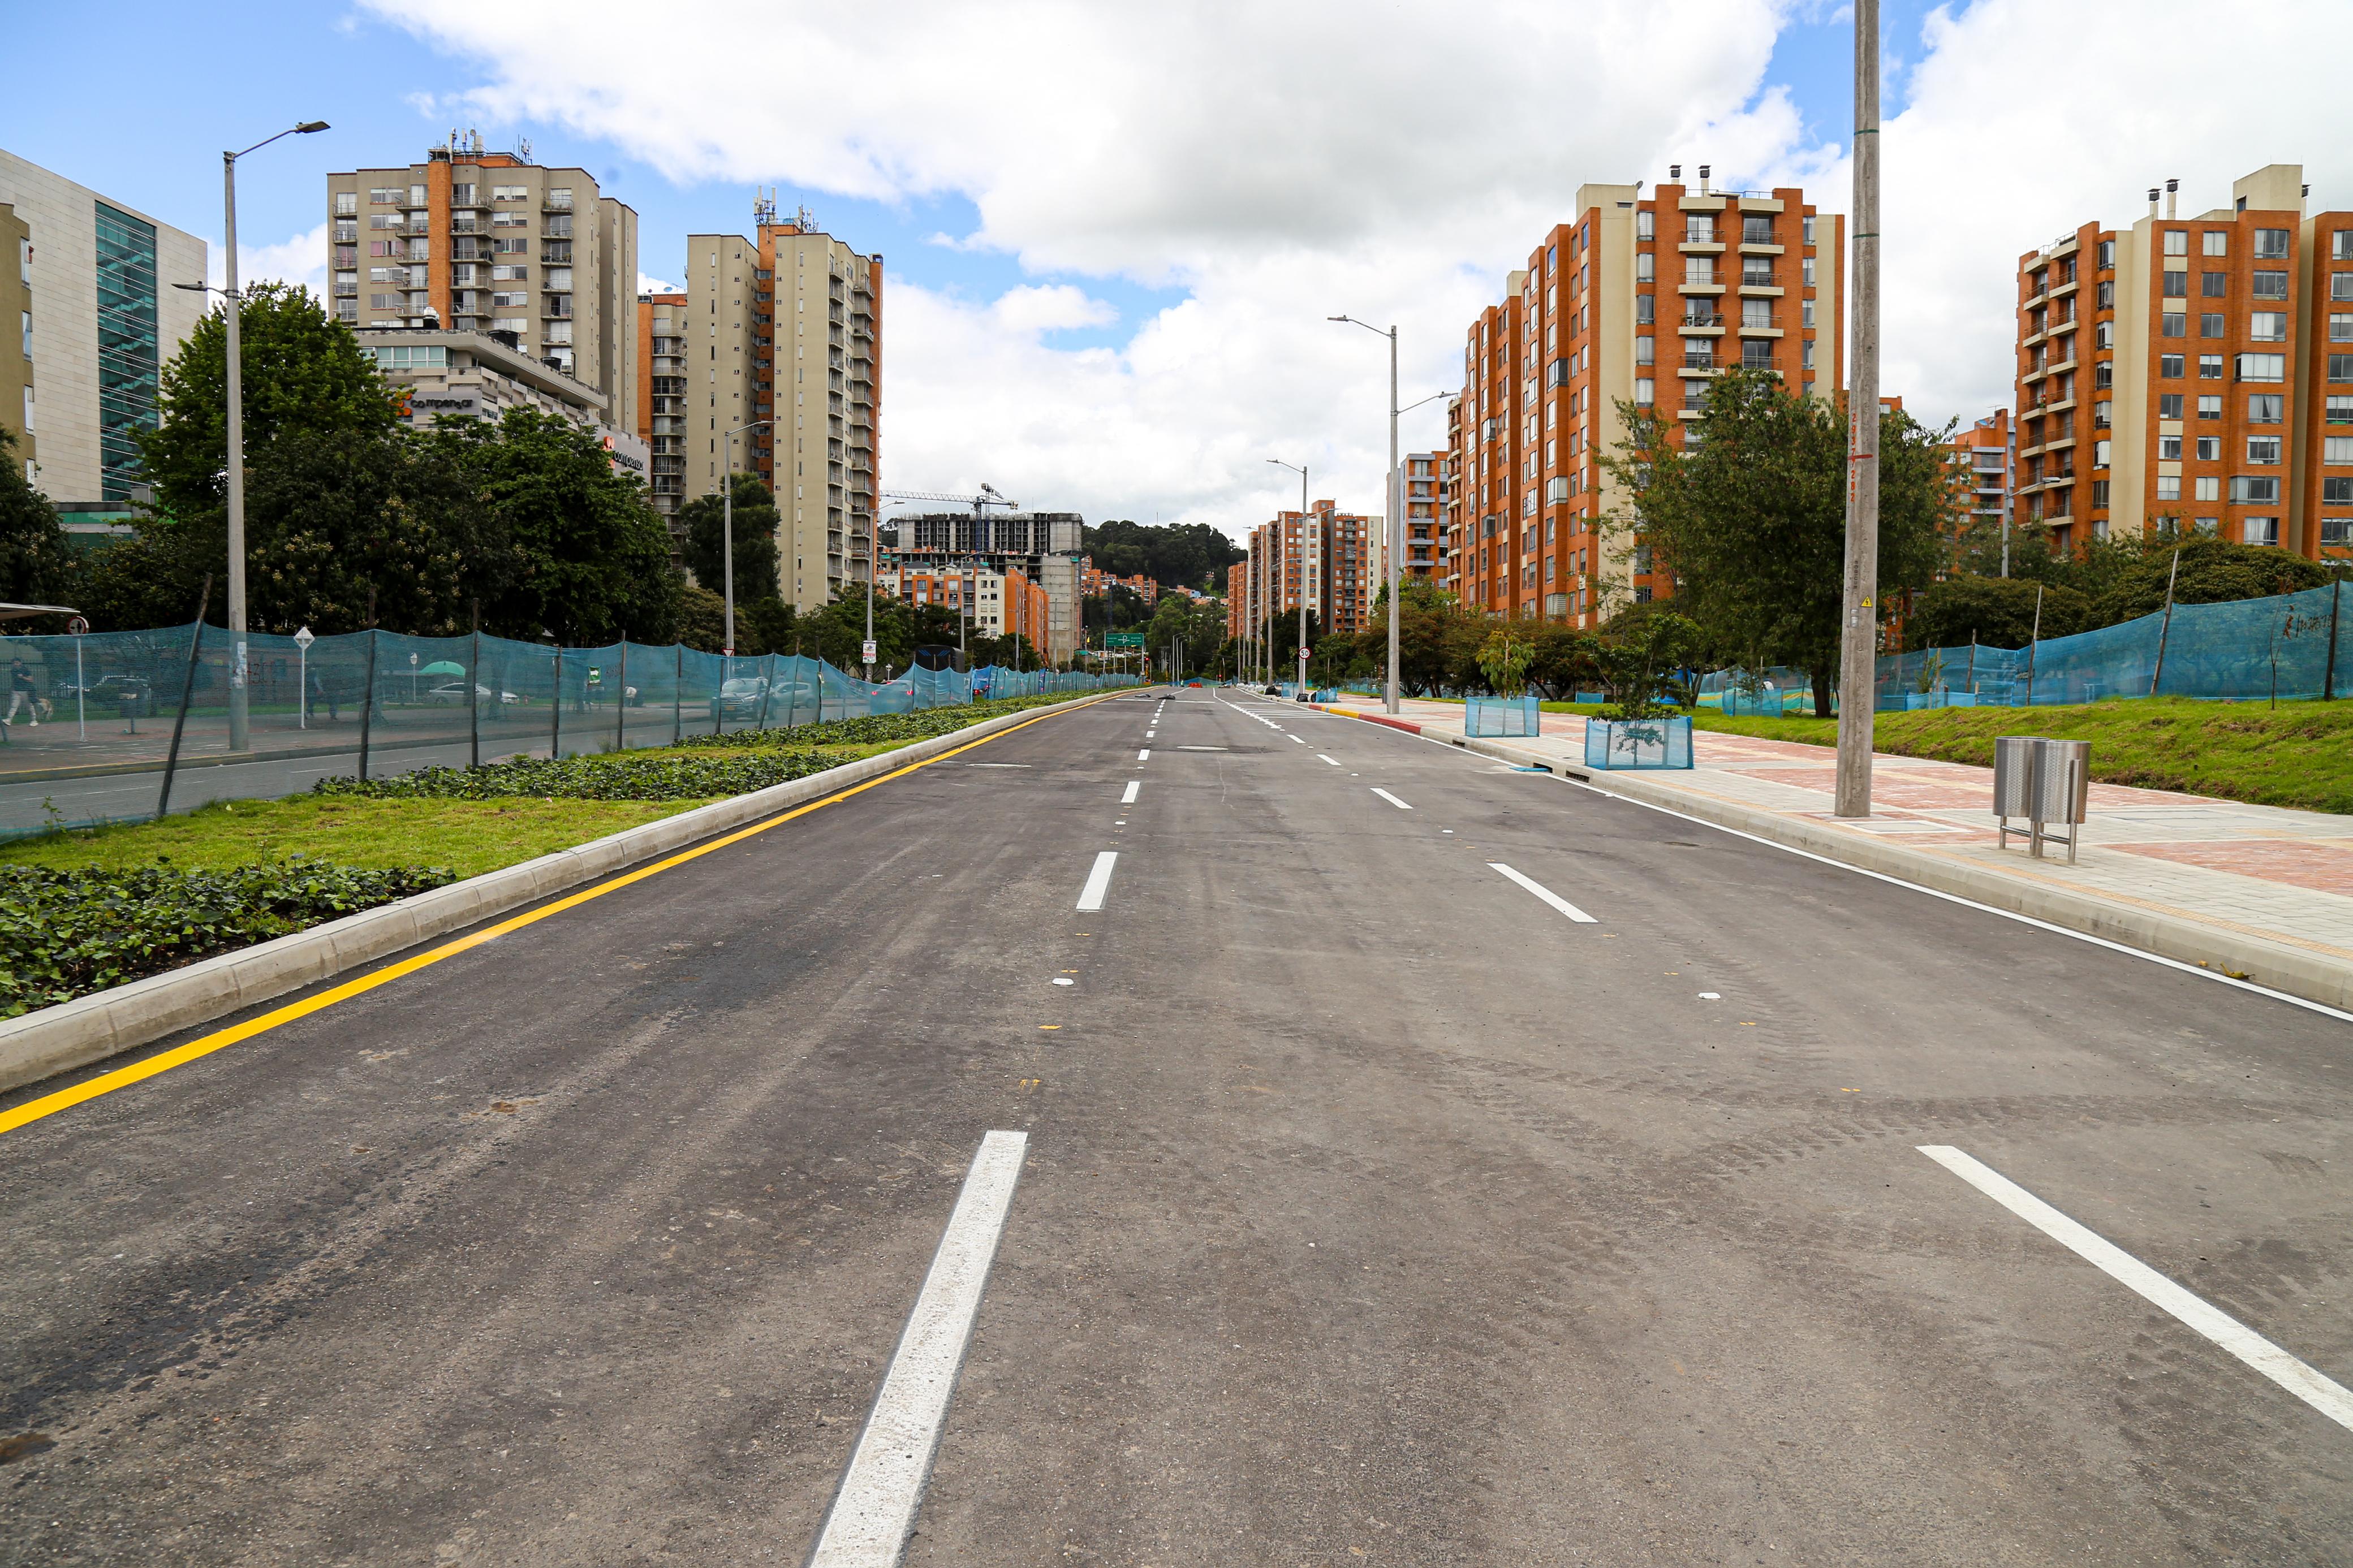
[0,625,1133,836]
[1693,579,2351,715]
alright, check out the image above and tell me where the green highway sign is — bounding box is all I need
[1106,632,1146,647]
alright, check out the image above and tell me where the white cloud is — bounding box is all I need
[209,222,330,299]
[1779,0,2353,430]
[637,270,680,296]
[354,0,2353,543]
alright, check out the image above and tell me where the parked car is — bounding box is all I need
[426,681,522,705]
[708,676,770,722]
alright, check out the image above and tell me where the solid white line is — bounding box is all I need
[1136,749,1150,761]
[1076,850,1119,911]
[1288,734,1305,744]
[1371,787,1413,810]
[1488,861,1597,922]
[1917,1146,2353,1433]
[1121,781,1140,804]
[1316,754,1340,766]
[806,1131,1029,1567]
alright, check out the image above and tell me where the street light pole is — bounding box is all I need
[212,119,328,753]
[721,418,770,672]
[1331,316,1402,714]
[1834,0,1882,817]
[1267,459,1308,693]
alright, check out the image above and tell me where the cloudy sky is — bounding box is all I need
[11,1,2352,542]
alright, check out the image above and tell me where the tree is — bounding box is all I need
[0,427,74,611]
[1143,593,1227,676]
[1593,611,1703,718]
[1907,575,2092,651]
[1476,625,1537,696]
[440,409,681,645]
[678,473,786,642]
[1525,625,1599,700]
[1603,368,1950,718]
[137,280,400,526]
[1083,519,1245,591]
[2091,533,2330,625]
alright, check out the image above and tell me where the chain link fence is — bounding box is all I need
[0,623,1132,837]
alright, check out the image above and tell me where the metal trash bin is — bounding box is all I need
[1994,735,2091,863]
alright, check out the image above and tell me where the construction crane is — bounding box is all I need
[877,483,1017,517]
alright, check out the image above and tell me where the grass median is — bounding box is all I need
[0,690,1101,1015]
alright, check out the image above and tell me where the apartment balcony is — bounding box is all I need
[1678,316,1725,335]
[1677,280,1726,295]
[2020,288,2048,313]
[1678,355,1720,376]
[2046,355,2078,377]
[2045,434,2076,451]
[400,218,433,236]
[2048,278,2079,299]
[1735,316,1783,336]
[450,218,480,235]
[542,195,573,211]
[542,297,574,319]
[1738,241,1785,255]
[2045,394,2076,414]
[1678,239,1725,255]
[1736,273,1783,295]
[2020,327,2047,349]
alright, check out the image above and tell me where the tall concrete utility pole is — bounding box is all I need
[1834,0,1882,818]
[1330,316,1402,714]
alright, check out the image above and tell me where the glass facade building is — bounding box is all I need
[93,201,158,501]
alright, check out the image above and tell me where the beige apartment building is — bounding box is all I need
[0,149,208,503]
[1450,169,1845,624]
[682,199,882,612]
[326,135,637,436]
[1398,450,1450,585]
[2014,163,2353,560]
[3,202,29,481]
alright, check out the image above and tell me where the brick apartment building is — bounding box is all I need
[636,290,687,526]
[2015,164,2353,559]
[877,563,1049,654]
[682,198,882,611]
[1399,451,1450,584]
[1079,558,1158,606]
[1949,408,2015,549]
[1243,501,1378,649]
[1449,169,1845,625]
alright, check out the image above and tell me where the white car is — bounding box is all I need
[428,681,523,705]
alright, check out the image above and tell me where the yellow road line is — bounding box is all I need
[0,697,1120,1139]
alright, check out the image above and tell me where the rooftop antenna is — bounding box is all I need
[753,187,777,228]
[517,135,533,162]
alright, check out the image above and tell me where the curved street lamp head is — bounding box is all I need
[295,121,331,134]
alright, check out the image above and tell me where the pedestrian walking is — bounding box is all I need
[310,666,339,722]
[6,657,40,728]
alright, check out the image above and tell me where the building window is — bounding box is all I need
[2159,435,2183,461]
[2243,517,2279,547]
[2199,270,2226,298]
[2326,435,2353,464]
[2248,392,2285,421]
[2162,270,2188,299]
[2199,354,2223,378]
[2200,313,2225,338]
[1636,253,1654,283]
[2163,230,2188,256]
[2196,436,2220,461]
[2095,321,2113,349]
[2156,476,2182,500]
[2229,476,2279,503]
[2158,393,2183,418]
[2097,280,2114,308]
[2338,233,2353,261]
[2325,479,2353,503]
[2249,270,2289,300]
[1802,257,1817,287]
[2095,440,2111,468]
[2238,355,2286,382]
[2324,516,2353,546]
[2199,394,2222,418]
[2248,312,2288,342]
[2247,436,2282,465]
[334,191,356,216]
[2091,480,2110,508]
[2328,395,2353,422]
[1635,294,1654,326]
[1634,377,1654,407]
[2254,228,2290,259]
[2161,313,2186,338]
[1635,209,1654,241]
[92,201,159,502]
[2195,475,2220,500]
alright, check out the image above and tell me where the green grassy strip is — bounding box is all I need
[1518,696,2353,815]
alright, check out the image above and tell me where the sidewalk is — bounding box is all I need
[1314,693,2353,1012]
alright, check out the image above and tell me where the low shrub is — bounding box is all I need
[314,749,841,802]
[1,857,455,1017]
[675,692,1080,751]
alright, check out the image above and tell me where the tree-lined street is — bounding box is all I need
[2,691,2346,1564]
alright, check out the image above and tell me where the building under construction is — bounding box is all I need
[887,511,1085,664]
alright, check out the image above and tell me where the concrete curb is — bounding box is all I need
[0,690,1134,1096]
[1312,703,2353,1014]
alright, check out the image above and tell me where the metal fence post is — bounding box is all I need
[2148,548,2181,697]
[753,651,774,731]
[616,640,628,752]
[155,575,212,822]
[2324,575,2342,702]
[550,645,563,759]
[356,627,378,783]
[468,599,481,769]
[672,644,683,744]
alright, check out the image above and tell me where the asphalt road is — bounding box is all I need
[2,689,2348,1565]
